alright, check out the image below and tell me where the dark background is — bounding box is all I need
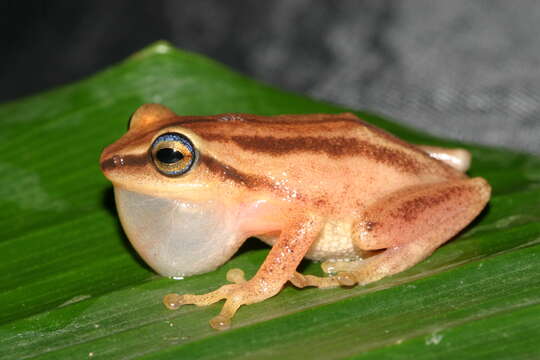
[2,0,539,154]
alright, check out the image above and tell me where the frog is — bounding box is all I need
[100,103,491,330]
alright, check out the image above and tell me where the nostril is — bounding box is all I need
[112,155,125,167]
[101,154,125,171]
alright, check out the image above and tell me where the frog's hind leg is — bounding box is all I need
[291,178,490,289]
[338,177,490,286]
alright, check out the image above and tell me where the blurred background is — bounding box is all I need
[2,0,539,154]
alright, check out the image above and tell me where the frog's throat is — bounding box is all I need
[113,187,243,277]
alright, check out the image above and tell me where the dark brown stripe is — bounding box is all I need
[358,120,436,157]
[199,154,273,189]
[100,157,116,172]
[227,135,423,173]
[395,185,470,222]
[100,154,148,171]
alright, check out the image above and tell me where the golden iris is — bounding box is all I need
[151,133,196,176]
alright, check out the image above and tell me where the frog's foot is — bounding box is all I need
[321,258,371,274]
[324,248,416,286]
[163,269,254,330]
[326,244,438,286]
[290,257,376,289]
[289,272,341,288]
[289,271,362,288]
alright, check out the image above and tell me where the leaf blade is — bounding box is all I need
[0,41,539,359]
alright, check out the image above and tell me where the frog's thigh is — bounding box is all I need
[348,177,490,285]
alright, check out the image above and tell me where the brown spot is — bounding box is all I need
[314,198,328,208]
[365,221,378,232]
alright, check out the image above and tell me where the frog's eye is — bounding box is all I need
[151,133,196,176]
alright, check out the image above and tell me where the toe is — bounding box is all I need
[226,268,247,284]
[163,293,182,310]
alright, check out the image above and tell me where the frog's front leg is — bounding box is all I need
[163,214,324,330]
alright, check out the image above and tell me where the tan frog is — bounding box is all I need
[100,104,490,330]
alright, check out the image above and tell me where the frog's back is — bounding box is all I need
[174,112,465,212]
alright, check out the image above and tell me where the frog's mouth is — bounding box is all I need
[113,187,243,277]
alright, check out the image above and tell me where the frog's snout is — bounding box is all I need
[100,153,126,172]
[100,143,149,181]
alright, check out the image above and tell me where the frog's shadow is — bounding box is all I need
[102,187,153,272]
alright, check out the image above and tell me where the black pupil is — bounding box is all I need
[156,148,184,164]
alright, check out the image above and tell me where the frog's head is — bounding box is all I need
[100,104,247,278]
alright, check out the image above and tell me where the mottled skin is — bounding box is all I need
[100,104,491,330]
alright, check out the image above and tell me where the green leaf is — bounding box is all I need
[1,41,539,359]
